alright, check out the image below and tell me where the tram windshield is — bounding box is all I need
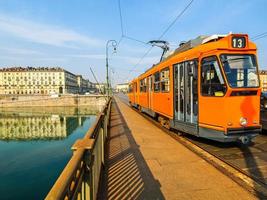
[220,54,259,88]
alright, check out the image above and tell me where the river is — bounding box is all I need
[0,106,100,200]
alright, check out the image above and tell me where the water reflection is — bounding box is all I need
[0,106,100,141]
[0,106,98,200]
[0,115,86,140]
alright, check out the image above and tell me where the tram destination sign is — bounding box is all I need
[232,36,246,48]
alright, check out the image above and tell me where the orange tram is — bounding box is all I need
[128,34,262,144]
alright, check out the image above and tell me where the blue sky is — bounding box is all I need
[0,0,266,85]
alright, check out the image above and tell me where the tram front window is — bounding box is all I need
[220,54,259,88]
[201,56,226,97]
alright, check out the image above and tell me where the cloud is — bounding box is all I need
[67,53,159,65]
[0,14,103,48]
[0,47,43,55]
[114,55,159,65]
[69,54,106,59]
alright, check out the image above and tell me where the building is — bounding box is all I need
[116,83,129,93]
[260,70,267,92]
[77,75,89,94]
[86,81,97,93]
[95,83,107,94]
[0,67,96,95]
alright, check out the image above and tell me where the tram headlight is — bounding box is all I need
[240,117,248,127]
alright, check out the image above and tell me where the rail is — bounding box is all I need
[45,98,112,200]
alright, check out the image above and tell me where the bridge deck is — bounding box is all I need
[98,97,256,200]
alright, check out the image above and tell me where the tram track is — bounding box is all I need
[116,94,267,199]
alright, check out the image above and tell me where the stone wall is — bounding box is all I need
[0,94,107,108]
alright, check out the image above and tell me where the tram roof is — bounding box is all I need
[136,33,256,79]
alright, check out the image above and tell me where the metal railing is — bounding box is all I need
[46,98,112,200]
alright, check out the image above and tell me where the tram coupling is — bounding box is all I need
[238,135,251,145]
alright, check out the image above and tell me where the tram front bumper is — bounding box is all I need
[199,126,261,143]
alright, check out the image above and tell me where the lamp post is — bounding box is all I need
[106,40,117,97]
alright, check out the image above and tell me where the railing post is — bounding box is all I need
[102,117,106,166]
[83,151,94,200]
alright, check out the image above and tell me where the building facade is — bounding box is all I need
[77,75,92,94]
[95,83,107,94]
[260,70,267,92]
[116,83,129,93]
[0,67,95,95]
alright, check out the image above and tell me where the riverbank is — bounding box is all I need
[0,94,107,107]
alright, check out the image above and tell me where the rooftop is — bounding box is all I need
[260,70,267,74]
[0,66,65,72]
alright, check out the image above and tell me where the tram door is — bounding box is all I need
[148,76,153,109]
[174,60,198,134]
[133,82,137,103]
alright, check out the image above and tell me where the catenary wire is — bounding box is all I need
[158,0,194,39]
[251,32,267,40]
[125,0,195,81]
[118,0,124,36]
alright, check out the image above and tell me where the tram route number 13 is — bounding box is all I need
[232,36,246,48]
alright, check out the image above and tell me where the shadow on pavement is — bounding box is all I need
[98,100,164,200]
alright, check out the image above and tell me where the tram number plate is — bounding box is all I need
[232,37,246,48]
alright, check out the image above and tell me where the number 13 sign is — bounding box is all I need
[232,36,246,48]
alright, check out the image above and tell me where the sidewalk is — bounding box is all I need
[98,97,256,200]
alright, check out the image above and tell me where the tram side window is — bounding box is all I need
[201,56,226,96]
[139,80,143,92]
[134,82,137,92]
[154,72,160,92]
[128,84,133,93]
[161,68,170,92]
[140,78,147,92]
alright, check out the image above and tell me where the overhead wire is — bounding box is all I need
[116,35,124,50]
[123,35,149,45]
[129,46,153,73]
[117,0,149,48]
[110,65,143,72]
[126,0,195,80]
[118,0,124,36]
[251,32,267,41]
[116,0,152,83]
[89,67,105,95]
[158,0,194,39]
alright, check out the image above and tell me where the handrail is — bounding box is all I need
[45,149,84,199]
[46,98,112,200]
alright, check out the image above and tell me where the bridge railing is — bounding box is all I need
[45,98,112,200]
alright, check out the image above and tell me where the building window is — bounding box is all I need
[161,68,170,92]
[154,72,160,92]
